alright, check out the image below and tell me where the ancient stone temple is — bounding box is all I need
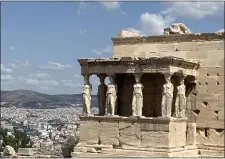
[73,23,224,157]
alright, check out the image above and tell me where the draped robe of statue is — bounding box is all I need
[132,83,143,116]
[82,84,91,116]
[175,83,186,118]
[106,84,117,115]
[161,81,174,117]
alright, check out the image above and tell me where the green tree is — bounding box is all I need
[0,128,33,152]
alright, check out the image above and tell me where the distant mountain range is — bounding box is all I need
[1,90,98,109]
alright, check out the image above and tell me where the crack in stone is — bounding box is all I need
[119,121,135,131]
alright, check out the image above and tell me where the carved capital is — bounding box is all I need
[83,74,90,85]
[97,74,107,84]
[163,72,173,84]
[133,73,143,83]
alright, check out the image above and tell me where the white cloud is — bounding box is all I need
[76,2,88,16]
[38,61,72,70]
[79,29,87,35]
[19,73,59,86]
[24,78,39,85]
[216,28,224,33]
[8,60,30,69]
[9,45,15,50]
[1,64,13,73]
[125,28,145,36]
[100,2,120,10]
[61,80,81,88]
[161,2,224,20]
[28,73,51,80]
[41,80,59,86]
[74,74,82,78]
[40,86,59,91]
[140,13,169,35]
[92,45,112,55]
[128,2,224,36]
[1,74,13,81]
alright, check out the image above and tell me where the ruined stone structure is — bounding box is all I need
[73,24,224,157]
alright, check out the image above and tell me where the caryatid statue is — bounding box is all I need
[175,76,186,118]
[82,75,92,116]
[132,74,144,117]
[106,75,117,116]
[161,73,174,117]
[97,74,107,116]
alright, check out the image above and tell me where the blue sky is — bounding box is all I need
[1,2,224,95]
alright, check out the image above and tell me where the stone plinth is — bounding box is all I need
[17,148,34,156]
[73,116,198,157]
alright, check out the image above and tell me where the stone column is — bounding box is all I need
[161,73,174,117]
[132,73,144,117]
[175,75,187,118]
[97,74,107,116]
[105,74,117,116]
[186,123,197,145]
[82,74,92,116]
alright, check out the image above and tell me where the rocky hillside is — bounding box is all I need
[1,90,98,109]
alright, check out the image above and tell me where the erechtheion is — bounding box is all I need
[73,23,224,157]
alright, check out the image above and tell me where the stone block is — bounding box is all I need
[101,148,169,157]
[196,94,218,102]
[17,148,34,156]
[79,120,99,145]
[198,67,208,77]
[113,44,138,56]
[186,123,197,145]
[218,76,224,85]
[196,117,224,129]
[207,77,218,85]
[186,51,208,59]
[175,42,198,51]
[208,85,224,95]
[207,50,224,67]
[203,129,225,146]
[140,122,153,131]
[169,122,186,148]
[156,43,176,52]
[199,149,225,157]
[159,51,187,59]
[218,110,224,119]
[207,67,224,76]
[99,121,119,145]
[74,147,87,153]
[197,41,224,51]
[117,30,140,38]
[197,85,208,94]
[218,101,224,110]
[154,123,169,131]
[141,131,169,148]
[218,94,224,101]
[196,128,208,145]
[119,121,141,147]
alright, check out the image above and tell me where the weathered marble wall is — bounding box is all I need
[112,36,224,155]
[75,116,198,157]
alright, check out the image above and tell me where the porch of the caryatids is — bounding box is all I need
[132,73,144,117]
[105,74,117,116]
[161,73,174,118]
[174,75,187,118]
[82,74,92,116]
